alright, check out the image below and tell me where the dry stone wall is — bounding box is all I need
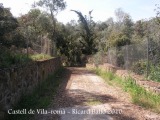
[0,57,61,115]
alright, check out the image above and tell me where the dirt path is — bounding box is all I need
[35,67,160,120]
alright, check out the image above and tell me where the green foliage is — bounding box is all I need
[0,5,19,47]
[0,6,18,35]
[116,51,124,67]
[0,52,30,68]
[0,47,14,68]
[1,2,160,68]
[85,99,102,106]
[131,60,147,75]
[91,51,105,65]
[95,68,160,113]
[107,8,133,48]
[35,0,67,56]
[148,65,160,82]
[133,20,145,40]
[0,46,52,68]
[108,31,131,47]
[124,77,160,111]
[93,53,102,65]
[36,0,66,13]
[18,9,53,49]
[56,22,83,66]
[71,10,97,55]
[30,54,53,61]
[95,68,115,80]
[155,4,160,25]
[0,46,31,68]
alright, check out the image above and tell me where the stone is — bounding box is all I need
[0,57,61,113]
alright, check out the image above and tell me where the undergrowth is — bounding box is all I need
[0,46,53,68]
[30,54,53,61]
[0,53,53,68]
[95,68,160,113]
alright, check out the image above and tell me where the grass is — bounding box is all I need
[85,99,102,106]
[94,68,160,113]
[7,67,64,120]
[0,53,53,68]
[0,52,31,68]
[0,46,53,68]
[148,65,160,82]
[30,54,53,61]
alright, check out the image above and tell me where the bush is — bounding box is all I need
[131,60,147,75]
[116,52,124,67]
[0,46,52,68]
[93,52,104,66]
[0,48,14,68]
[0,46,31,68]
[148,65,160,82]
[0,50,31,68]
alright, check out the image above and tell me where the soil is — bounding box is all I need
[34,67,160,120]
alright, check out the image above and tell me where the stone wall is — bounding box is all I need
[0,57,61,115]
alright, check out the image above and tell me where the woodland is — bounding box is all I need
[1,0,160,70]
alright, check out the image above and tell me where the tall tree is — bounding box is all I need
[71,10,97,55]
[108,8,133,47]
[0,4,18,47]
[155,4,160,25]
[122,14,133,42]
[18,9,53,54]
[56,21,83,66]
[132,20,145,43]
[36,0,66,56]
[115,8,126,24]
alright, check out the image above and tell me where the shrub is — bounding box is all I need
[116,52,124,67]
[0,46,52,68]
[92,52,104,66]
[131,60,147,75]
[148,65,160,82]
[0,46,31,68]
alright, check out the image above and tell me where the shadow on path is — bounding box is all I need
[36,67,136,120]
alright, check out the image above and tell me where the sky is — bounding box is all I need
[0,0,159,24]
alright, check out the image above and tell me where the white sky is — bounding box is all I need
[0,0,159,24]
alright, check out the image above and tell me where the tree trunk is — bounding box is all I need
[50,9,57,56]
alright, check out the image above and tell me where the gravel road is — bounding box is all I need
[35,67,160,120]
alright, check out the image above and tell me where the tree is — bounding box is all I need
[155,4,160,25]
[71,10,97,55]
[109,32,130,47]
[132,20,145,43]
[115,8,126,24]
[94,21,108,52]
[36,0,66,56]
[108,8,133,47]
[0,4,19,47]
[18,9,53,54]
[56,21,83,66]
[122,14,133,42]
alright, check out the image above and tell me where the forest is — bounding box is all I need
[1,0,160,79]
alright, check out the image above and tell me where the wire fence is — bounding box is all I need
[18,35,54,57]
[106,39,160,77]
[31,36,53,55]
